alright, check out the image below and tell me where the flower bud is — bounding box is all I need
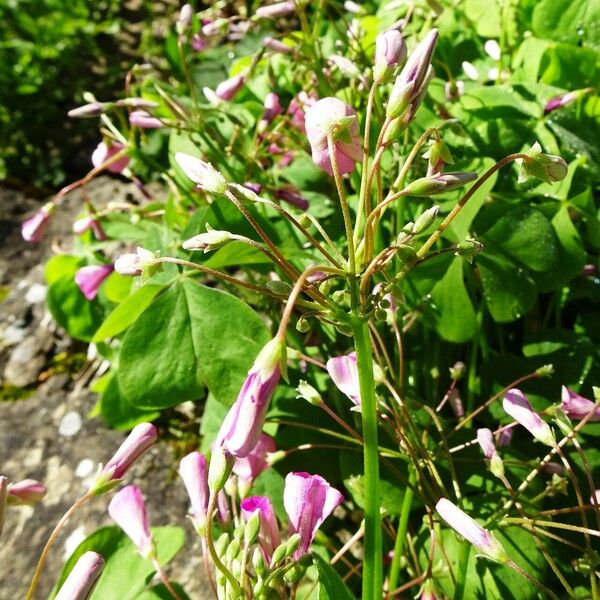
[73,216,107,241]
[560,386,600,421]
[75,264,114,301]
[517,142,568,184]
[54,551,105,600]
[114,247,157,278]
[296,380,322,406]
[22,202,54,243]
[115,98,159,109]
[176,152,228,194]
[176,4,193,35]
[455,238,483,263]
[436,498,508,562]
[387,29,438,119]
[90,423,157,493]
[544,87,593,115]
[305,97,363,176]
[374,30,406,81]
[182,227,234,252]
[255,1,296,19]
[503,389,555,447]
[404,172,477,196]
[263,36,293,54]
[108,485,155,559]
[68,102,113,118]
[129,110,163,129]
[413,205,440,234]
[6,479,47,506]
[215,75,245,101]
[215,338,284,458]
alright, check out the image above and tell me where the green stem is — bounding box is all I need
[351,317,383,600]
[453,542,471,600]
[388,469,416,592]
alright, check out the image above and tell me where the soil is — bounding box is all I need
[0,179,212,599]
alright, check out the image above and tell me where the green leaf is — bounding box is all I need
[478,252,537,322]
[531,0,600,48]
[483,207,558,272]
[118,279,269,409]
[99,373,160,430]
[45,255,105,342]
[93,284,165,342]
[51,526,185,600]
[312,553,356,600]
[430,257,477,343]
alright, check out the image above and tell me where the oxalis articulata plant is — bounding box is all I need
[12,2,600,599]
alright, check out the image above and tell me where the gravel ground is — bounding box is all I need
[0,179,212,599]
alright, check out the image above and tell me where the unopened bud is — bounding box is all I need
[404,172,477,196]
[182,227,233,252]
[296,380,322,405]
[266,280,292,295]
[517,142,568,184]
[229,183,260,204]
[208,447,234,493]
[244,511,261,545]
[413,205,440,234]
[68,102,113,118]
[449,361,465,380]
[455,238,483,263]
[176,153,228,194]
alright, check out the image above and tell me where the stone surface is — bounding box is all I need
[0,179,212,599]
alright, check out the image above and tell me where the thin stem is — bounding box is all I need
[417,153,529,259]
[26,492,91,600]
[152,558,183,600]
[351,317,383,600]
[327,133,356,275]
[205,492,241,596]
[388,469,416,592]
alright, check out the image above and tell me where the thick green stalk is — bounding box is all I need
[351,316,383,600]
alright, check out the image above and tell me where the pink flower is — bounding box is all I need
[108,485,155,558]
[375,30,406,68]
[91,141,130,173]
[262,92,282,123]
[114,247,155,277]
[326,353,360,406]
[129,110,163,129]
[191,34,206,52]
[274,187,309,210]
[22,203,54,243]
[75,265,114,301]
[6,479,46,506]
[233,433,276,496]
[255,1,295,18]
[263,37,292,54]
[476,428,504,478]
[215,338,284,458]
[560,386,600,421]
[215,75,245,101]
[54,551,105,600]
[179,452,208,531]
[96,423,158,486]
[305,97,363,176]
[241,495,281,562]
[503,389,555,447]
[435,498,507,562]
[283,471,343,559]
[73,216,107,241]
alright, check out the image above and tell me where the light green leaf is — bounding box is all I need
[93,284,165,342]
[430,257,477,342]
